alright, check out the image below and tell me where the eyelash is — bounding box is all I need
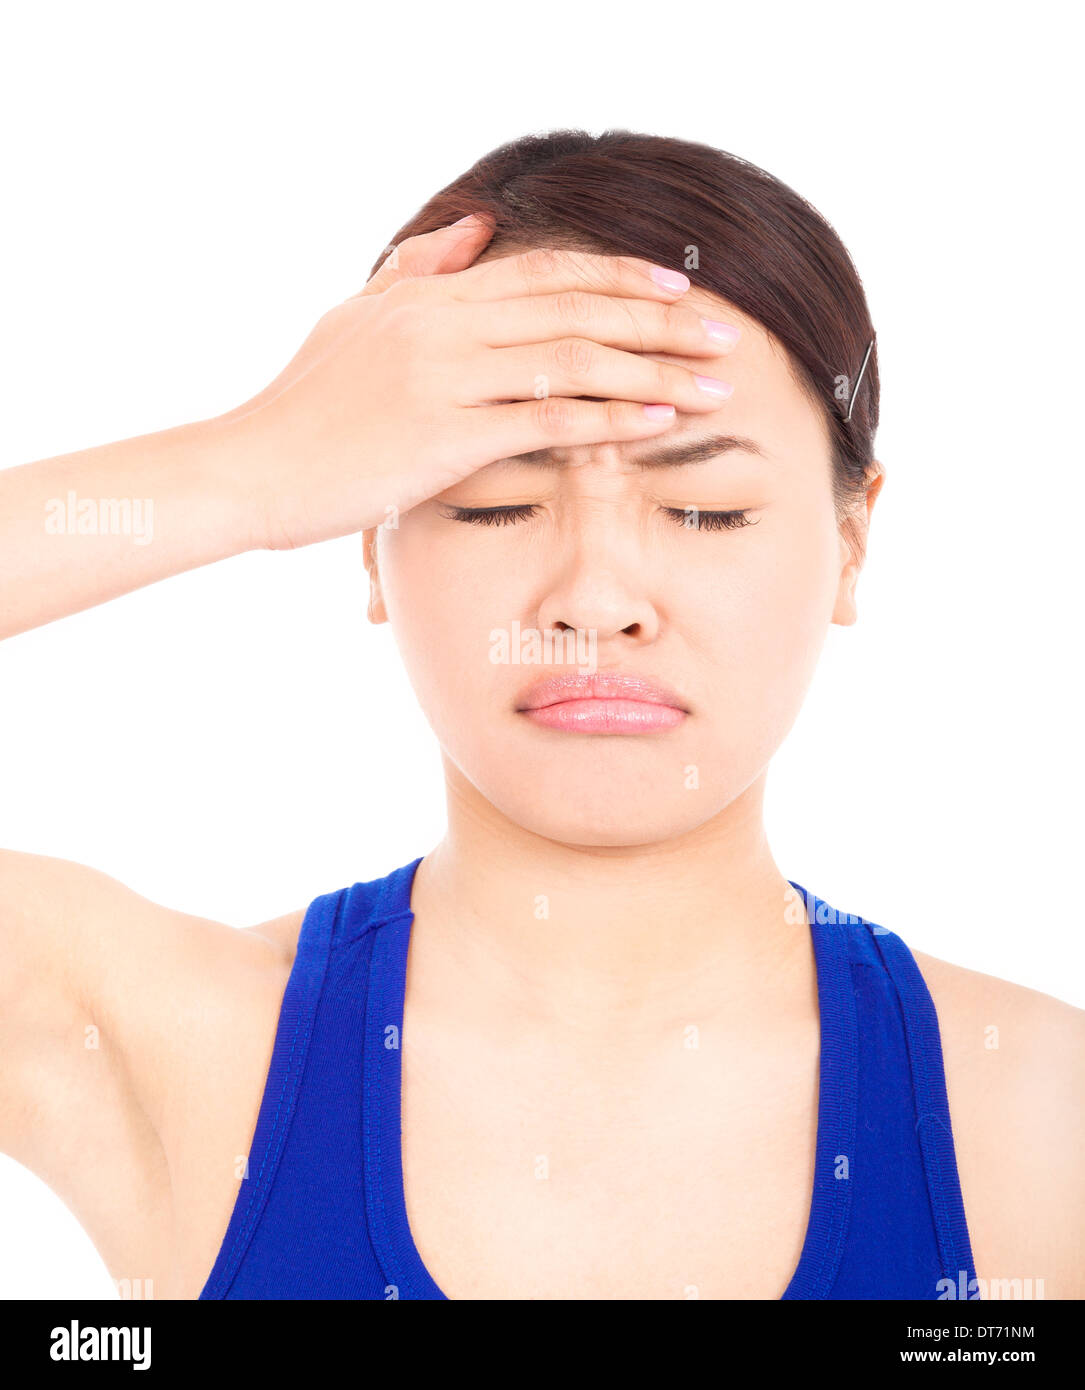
[443,504,539,527]
[442,505,757,532]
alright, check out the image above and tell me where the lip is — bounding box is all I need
[515,672,690,734]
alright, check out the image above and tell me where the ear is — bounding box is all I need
[362,527,389,624]
[831,462,885,626]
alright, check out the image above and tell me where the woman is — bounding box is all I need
[1,129,1081,1301]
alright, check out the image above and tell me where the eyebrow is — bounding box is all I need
[492,432,769,471]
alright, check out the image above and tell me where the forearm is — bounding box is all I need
[0,414,263,639]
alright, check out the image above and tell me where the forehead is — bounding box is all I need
[469,249,830,461]
[641,287,830,464]
[643,282,798,384]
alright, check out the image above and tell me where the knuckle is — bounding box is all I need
[653,358,677,395]
[380,304,424,346]
[552,335,595,377]
[380,290,433,345]
[535,394,574,434]
[384,274,430,305]
[554,289,596,327]
[605,398,632,433]
[677,301,708,340]
[661,299,688,335]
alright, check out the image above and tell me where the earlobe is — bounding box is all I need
[362,528,388,625]
[832,551,859,627]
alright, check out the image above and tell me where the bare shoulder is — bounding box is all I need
[0,848,305,1293]
[241,909,306,956]
[911,945,1085,1298]
[0,847,306,1129]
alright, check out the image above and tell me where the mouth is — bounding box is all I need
[514,672,690,735]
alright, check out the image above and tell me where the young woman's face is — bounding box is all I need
[366,282,875,847]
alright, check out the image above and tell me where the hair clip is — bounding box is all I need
[844,335,876,423]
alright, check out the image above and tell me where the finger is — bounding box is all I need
[456,339,733,414]
[451,396,683,470]
[468,291,741,357]
[355,213,495,299]
[444,245,693,305]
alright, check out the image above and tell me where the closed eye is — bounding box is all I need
[660,506,758,532]
[439,504,538,527]
[440,504,759,531]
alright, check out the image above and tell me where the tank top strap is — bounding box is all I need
[868,924,978,1293]
[199,861,424,1300]
[199,884,345,1299]
[786,881,978,1300]
[337,856,421,948]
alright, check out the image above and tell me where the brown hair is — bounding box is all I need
[369,129,880,559]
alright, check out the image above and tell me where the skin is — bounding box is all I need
[0,229,1082,1300]
[368,287,856,851]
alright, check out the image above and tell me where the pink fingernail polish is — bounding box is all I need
[643,404,676,419]
[701,319,741,347]
[649,266,691,293]
[695,376,734,398]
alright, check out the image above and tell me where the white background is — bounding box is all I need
[1,0,1081,1299]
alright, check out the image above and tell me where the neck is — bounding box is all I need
[407,760,814,1042]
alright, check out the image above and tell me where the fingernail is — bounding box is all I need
[694,376,734,398]
[649,265,690,293]
[451,214,478,225]
[643,404,677,419]
[701,320,741,348]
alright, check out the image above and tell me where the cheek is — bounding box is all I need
[378,525,512,729]
[677,507,842,741]
[682,497,839,631]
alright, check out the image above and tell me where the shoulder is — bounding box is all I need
[0,848,314,1285]
[0,848,304,1148]
[910,945,1085,1298]
[0,846,301,1008]
[241,909,306,957]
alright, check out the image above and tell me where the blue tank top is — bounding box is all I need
[199,857,979,1300]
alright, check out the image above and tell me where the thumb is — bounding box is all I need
[357,213,495,298]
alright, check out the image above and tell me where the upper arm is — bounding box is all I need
[1,848,264,1117]
[0,849,289,1275]
[915,948,1085,1298]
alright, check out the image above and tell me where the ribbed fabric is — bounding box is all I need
[199,858,979,1300]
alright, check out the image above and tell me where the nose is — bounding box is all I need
[535,556,661,647]
[530,463,664,646]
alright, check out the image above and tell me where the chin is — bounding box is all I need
[467,759,736,849]
[504,799,724,849]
